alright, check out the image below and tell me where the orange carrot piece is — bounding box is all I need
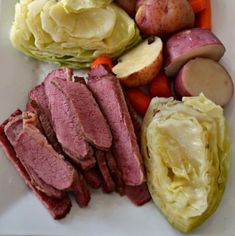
[126,89,151,116]
[195,0,211,31]
[149,72,171,98]
[91,56,114,70]
[188,0,206,13]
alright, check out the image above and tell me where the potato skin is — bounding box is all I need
[119,52,163,87]
[174,68,191,98]
[165,28,226,76]
[115,0,137,17]
[135,0,195,37]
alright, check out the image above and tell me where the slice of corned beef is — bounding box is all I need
[27,68,73,153]
[87,66,145,186]
[44,75,93,162]
[72,173,91,208]
[26,166,65,199]
[0,112,71,219]
[28,84,51,122]
[4,111,91,206]
[95,150,115,193]
[13,123,77,191]
[105,151,124,195]
[126,99,143,145]
[4,113,64,198]
[51,78,112,150]
[83,167,102,189]
[125,183,151,206]
[28,100,63,154]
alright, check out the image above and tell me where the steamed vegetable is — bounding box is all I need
[10,0,141,69]
[165,28,225,76]
[195,0,211,30]
[188,0,206,13]
[126,89,151,116]
[149,72,171,98]
[135,0,195,37]
[112,37,163,87]
[175,58,234,106]
[141,94,231,232]
[91,56,114,70]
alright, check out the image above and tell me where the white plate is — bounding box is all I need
[0,1,235,235]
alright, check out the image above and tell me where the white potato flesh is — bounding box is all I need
[113,37,163,78]
[175,58,234,106]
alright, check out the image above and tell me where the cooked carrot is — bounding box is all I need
[126,89,151,116]
[188,0,206,13]
[149,72,172,98]
[195,0,211,30]
[91,56,114,70]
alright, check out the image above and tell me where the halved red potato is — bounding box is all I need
[112,37,163,87]
[165,28,226,77]
[174,58,234,106]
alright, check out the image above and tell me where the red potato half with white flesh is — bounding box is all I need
[112,37,163,87]
[175,58,234,106]
[165,28,226,77]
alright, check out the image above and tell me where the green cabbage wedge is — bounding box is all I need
[10,0,141,68]
[141,94,231,232]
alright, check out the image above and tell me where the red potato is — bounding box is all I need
[112,37,163,87]
[165,28,225,77]
[175,58,234,106]
[115,0,137,17]
[135,0,195,37]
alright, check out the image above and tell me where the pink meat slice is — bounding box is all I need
[125,183,151,206]
[29,84,51,122]
[83,167,102,189]
[26,166,65,199]
[88,66,145,186]
[105,151,124,195]
[45,76,92,161]
[72,173,91,208]
[52,78,112,150]
[0,112,71,219]
[4,113,64,198]
[14,124,77,191]
[27,100,63,154]
[95,150,115,193]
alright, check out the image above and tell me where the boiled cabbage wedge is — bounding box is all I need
[10,0,141,68]
[141,94,231,232]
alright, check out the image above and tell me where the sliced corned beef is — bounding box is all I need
[72,173,91,208]
[28,100,63,154]
[51,78,112,150]
[27,68,73,153]
[105,151,124,195]
[13,123,76,191]
[125,183,151,206]
[45,76,92,161]
[87,66,145,186]
[88,64,112,78]
[95,150,115,193]
[26,166,65,199]
[28,84,51,122]
[4,113,64,198]
[0,111,71,219]
[126,99,143,145]
[83,167,102,189]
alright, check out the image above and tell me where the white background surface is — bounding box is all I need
[0,0,235,235]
